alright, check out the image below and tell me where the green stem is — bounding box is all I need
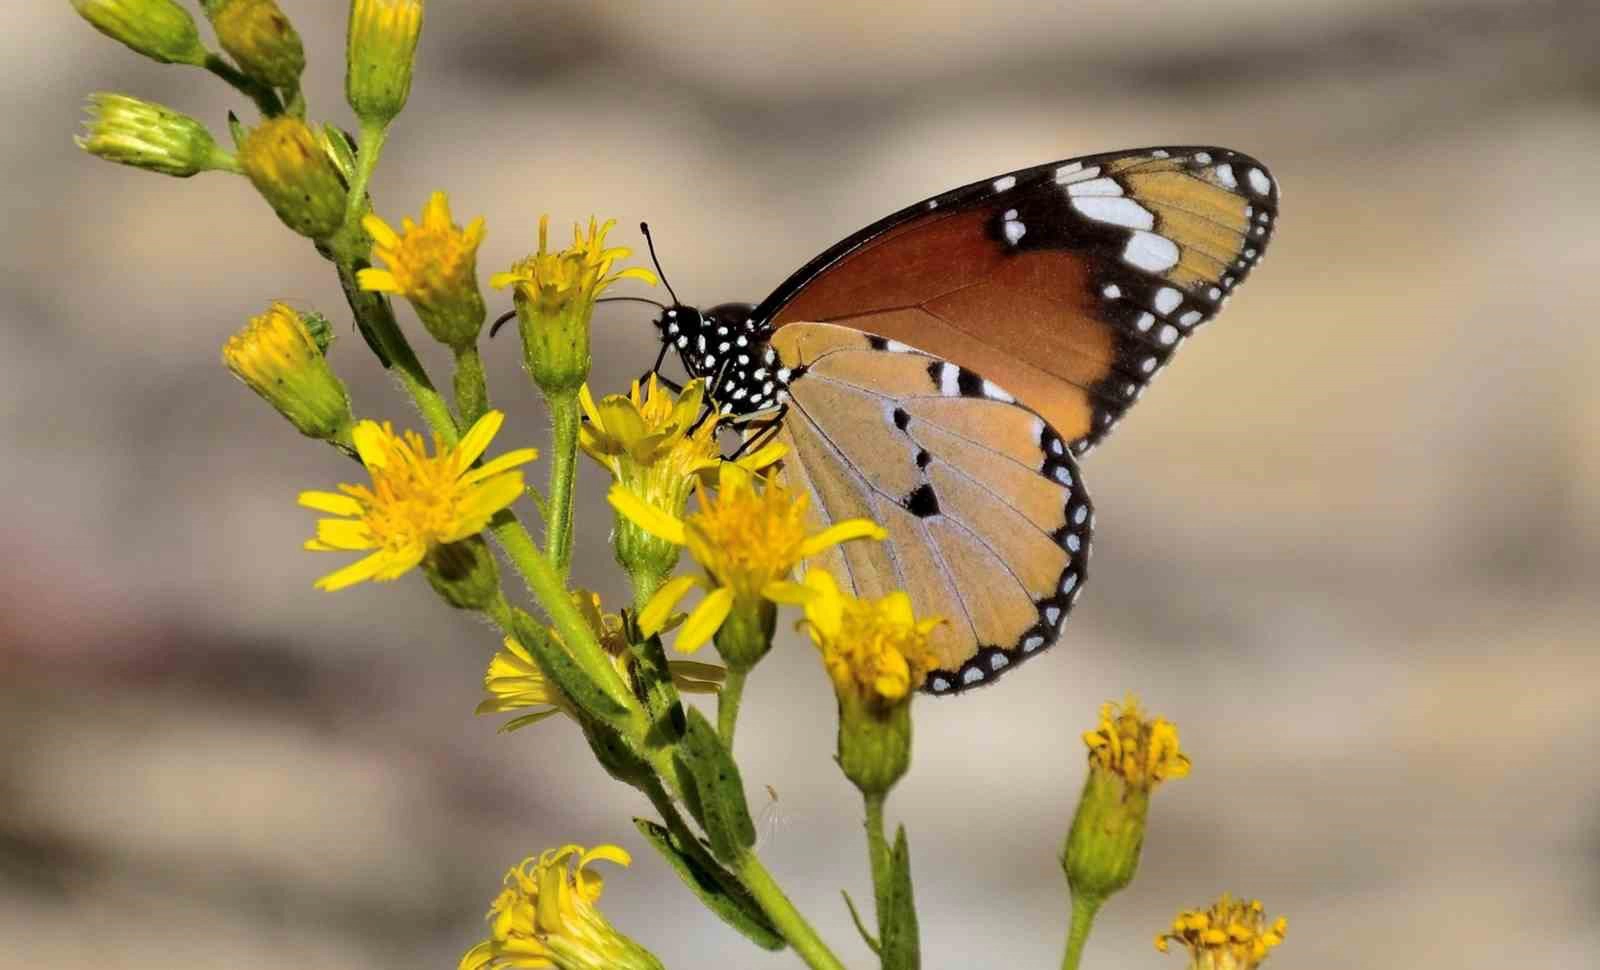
[628,564,665,615]
[452,345,490,428]
[203,53,283,116]
[543,390,580,577]
[717,667,748,748]
[1061,892,1103,970]
[731,852,849,970]
[487,510,630,708]
[864,791,891,927]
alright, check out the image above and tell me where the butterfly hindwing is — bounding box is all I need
[768,323,1091,694]
[758,146,1278,453]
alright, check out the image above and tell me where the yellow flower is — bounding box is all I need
[490,217,658,394]
[1063,695,1190,906]
[610,465,886,657]
[796,569,941,794]
[240,116,347,240]
[358,191,488,350]
[222,301,352,442]
[478,591,724,731]
[579,375,784,585]
[460,845,664,970]
[1156,895,1287,970]
[346,0,424,126]
[1083,694,1191,789]
[796,569,941,705]
[77,93,237,178]
[298,410,537,591]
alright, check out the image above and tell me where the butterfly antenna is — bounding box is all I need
[595,295,668,309]
[639,221,681,306]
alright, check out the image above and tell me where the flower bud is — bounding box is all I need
[70,0,208,66]
[423,535,501,611]
[240,117,348,240]
[222,302,353,441]
[77,93,237,178]
[208,0,306,89]
[346,0,424,128]
[356,192,488,352]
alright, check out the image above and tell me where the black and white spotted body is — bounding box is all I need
[654,302,786,417]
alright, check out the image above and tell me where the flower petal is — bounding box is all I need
[761,580,813,605]
[459,448,539,486]
[607,485,686,545]
[675,586,734,653]
[298,490,363,516]
[351,421,391,469]
[314,518,377,550]
[797,517,887,558]
[361,213,400,248]
[312,550,392,591]
[456,410,505,467]
[356,268,402,293]
[638,574,699,635]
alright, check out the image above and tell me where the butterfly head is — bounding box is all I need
[654,302,782,416]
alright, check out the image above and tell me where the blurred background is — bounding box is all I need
[5,1,1599,967]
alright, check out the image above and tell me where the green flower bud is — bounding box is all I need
[423,535,501,611]
[76,93,237,178]
[240,117,348,240]
[346,0,424,128]
[70,0,208,66]
[208,0,306,89]
[222,302,353,442]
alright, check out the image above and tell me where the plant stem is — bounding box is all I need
[1061,892,1103,970]
[863,791,891,924]
[203,54,283,116]
[543,389,580,577]
[731,852,849,970]
[717,667,748,748]
[452,345,490,428]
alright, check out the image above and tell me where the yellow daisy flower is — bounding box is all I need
[477,591,724,731]
[609,465,886,656]
[1155,894,1287,970]
[1083,694,1191,790]
[460,845,663,970]
[796,569,943,706]
[358,191,488,350]
[298,410,536,591]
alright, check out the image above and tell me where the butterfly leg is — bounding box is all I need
[725,405,788,461]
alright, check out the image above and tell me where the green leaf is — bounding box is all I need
[623,622,687,750]
[511,609,629,724]
[880,825,920,970]
[676,706,755,862]
[841,889,881,956]
[634,819,785,951]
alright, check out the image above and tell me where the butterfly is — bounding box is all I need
[646,146,1277,694]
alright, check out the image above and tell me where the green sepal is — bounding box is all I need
[840,890,881,956]
[510,608,629,725]
[320,123,358,184]
[675,706,755,862]
[880,825,920,970]
[634,819,785,952]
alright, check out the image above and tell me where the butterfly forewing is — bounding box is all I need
[769,323,1091,694]
[758,146,1279,453]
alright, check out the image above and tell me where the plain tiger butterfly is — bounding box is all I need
[645,146,1278,695]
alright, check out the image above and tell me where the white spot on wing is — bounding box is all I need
[1179,310,1203,327]
[990,653,1009,670]
[961,667,983,685]
[1247,167,1272,195]
[885,339,914,353]
[981,379,1014,403]
[1003,218,1026,246]
[939,363,960,397]
[1214,163,1237,189]
[1154,287,1182,314]
[1054,163,1100,185]
[1066,177,1122,197]
[1023,636,1045,653]
[993,175,1017,192]
[1102,283,1121,299]
[1134,311,1154,332]
[1072,195,1154,230]
[1123,231,1180,272]
[1158,324,1178,345]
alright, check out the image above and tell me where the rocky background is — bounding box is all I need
[3,2,1598,967]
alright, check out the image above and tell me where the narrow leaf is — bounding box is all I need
[841,889,881,956]
[512,609,629,723]
[678,706,756,862]
[634,819,785,951]
[880,825,921,970]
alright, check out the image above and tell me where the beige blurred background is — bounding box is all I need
[5,1,1599,967]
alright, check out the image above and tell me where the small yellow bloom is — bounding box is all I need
[1083,694,1191,789]
[611,465,885,657]
[222,301,352,441]
[298,410,537,591]
[208,0,305,89]
[490,217,658,394]
[346,0,424,126]
[1063,695,1189,905]
[796,570,942,705]
[580,375,784,584]
[478,591,724,731]
[1156,895,1287,970]
[77,93,237,178]
[358,191,488,350]
[460,845,664,970]
[240,116,348,240]
[71,0,208,66]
